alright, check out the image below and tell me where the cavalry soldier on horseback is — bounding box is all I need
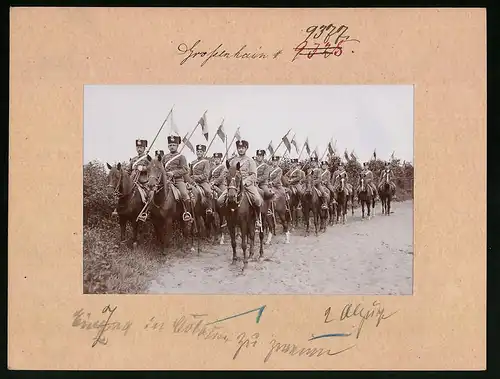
[320,161,336,205]
[188,144,214,215]
[209,152,227,197]
[218,140,264,229]
[378,161,396,195]
[119,139,153,221]
[360,162,378,198]
[269,156,285,199]
[332,161,353,197]
[310,157,330,209]
[255,149,274,199]
[162,135,193,222]
[284,158,305,209]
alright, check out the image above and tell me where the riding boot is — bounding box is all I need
[255,207,262,230]
[321,196,328,209]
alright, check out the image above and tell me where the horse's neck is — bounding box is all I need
[120,171,134,195]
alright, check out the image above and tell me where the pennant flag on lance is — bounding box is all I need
[304,137,311,155]
[350,149,357,161]
[234,127,242,141]
[291,135,300,154]
[282,133,292,153]
[327,139,335,155]
[373,149,377,160]
[344,149,349,161]
[268,141,275,156]
[182,133,195,154]
[198,111,209,141]
[217,119,226,142]
[391,151,395,160]
[170,109,180,135]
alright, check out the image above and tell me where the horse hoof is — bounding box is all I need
[132,242,138,249]
[190,247,195,253]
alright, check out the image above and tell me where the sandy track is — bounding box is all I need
[148,200,413,295]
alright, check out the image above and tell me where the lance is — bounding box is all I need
[222,127,240,161]
[178,109,207,155]
[204,118,224,158]
[320,141,331,162]
[146,104,174,155]
[297,142,306,160]
[271,128,292,158]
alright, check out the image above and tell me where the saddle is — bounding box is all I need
[314,187,323,197]
[169,183,181,201]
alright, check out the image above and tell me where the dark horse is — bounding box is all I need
[357,177,376,219]
[378,170,394,215]
[264,186,291,245]
[106,161,147,247]
[221,161,264,272]
[301,174,322,236]
[335,175,350,224]
[146,157,195,254]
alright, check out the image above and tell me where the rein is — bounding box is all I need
[108,168,135,199]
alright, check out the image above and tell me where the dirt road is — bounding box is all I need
[148,200,413,295]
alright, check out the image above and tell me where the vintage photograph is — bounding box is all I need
[83,85,414,295]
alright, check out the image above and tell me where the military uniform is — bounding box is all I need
[378,163,396,193]
[310,158,329,207]
[255,149,273,198]
[127,139,151,188]
[189,145,214,209]
[209,152,227,197]
[320,161,336,203]
[162,135,192,218]
[218,141,263,210]
[284,159,305,197]
[332,163,349,192]
[360,163,378,196]
[269,156,285,198]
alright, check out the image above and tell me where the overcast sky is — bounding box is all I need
[84,85,413,164]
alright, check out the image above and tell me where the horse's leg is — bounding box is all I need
[240,222,248,272]
[248,218,256,260]
[313,207,319,237]
[119,215,127,243]
[388,196,391,215]
[228,222,237,264]
[265,206,274,245]
[131,220,139,248]
[278,208,290,244]
[164,216,173,253]
[303,206,310,236]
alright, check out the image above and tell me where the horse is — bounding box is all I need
[264,185,291,244]
[106,162,147,248]
[205,186,225,245]
[221,161,264,272]
[146,157,195,254]
[301,174,322,236]
[335,175,349,224]
[378,170,394,215]
[357,177,375,219]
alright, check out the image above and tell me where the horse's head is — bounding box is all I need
[225,160,242,206]
[340,175,345,191]
[147,155,165,192]
[106,162,123,195]
[304,172,313,195]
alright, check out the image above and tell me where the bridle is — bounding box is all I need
[226,175,241,210]
[107,167,124,197]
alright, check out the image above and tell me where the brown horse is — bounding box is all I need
[205,187,225,245]
[221,161,264,272]
[378,170,394,215]
[335,175,350,224]
[106,162,147,247]
[265,186,291,244]
[357,177,376,219]
[301,174,321,236]
[146,157,195,254]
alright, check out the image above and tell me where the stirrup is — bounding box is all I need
[137,212,148,222]
[321,203,328,209]
[182,211,192,222]
[221,221,227,228]
[111,209,118,217]
[267,209,273,216]
[205,208,213,215]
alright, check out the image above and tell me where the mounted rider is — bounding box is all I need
[112,138,152,218]
[320,160,336,205]
[309,157,330,209]
[360,162,378,197]
[161,135,193,222]
[283,158,305,203]
[255,149,273,199]
[218,140,264,229]
[378,161,397,195]
[332,161,353,196]
[269,156,286,199]
[188,144,214,215]
[209,152,227,197]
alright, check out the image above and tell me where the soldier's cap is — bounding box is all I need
[236,140,249,148]
[272,156,280,162]
[363,162,368,166]
[310,156,318,162]
[213,152,223,158]
[321,161,329,166]
[196,144,207,152]
[167,135,181,144]
[291,158,299,163]
[155,150,164,156]
[256,149,266,156]
[136,139,148,147]
[385,161,390,166]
